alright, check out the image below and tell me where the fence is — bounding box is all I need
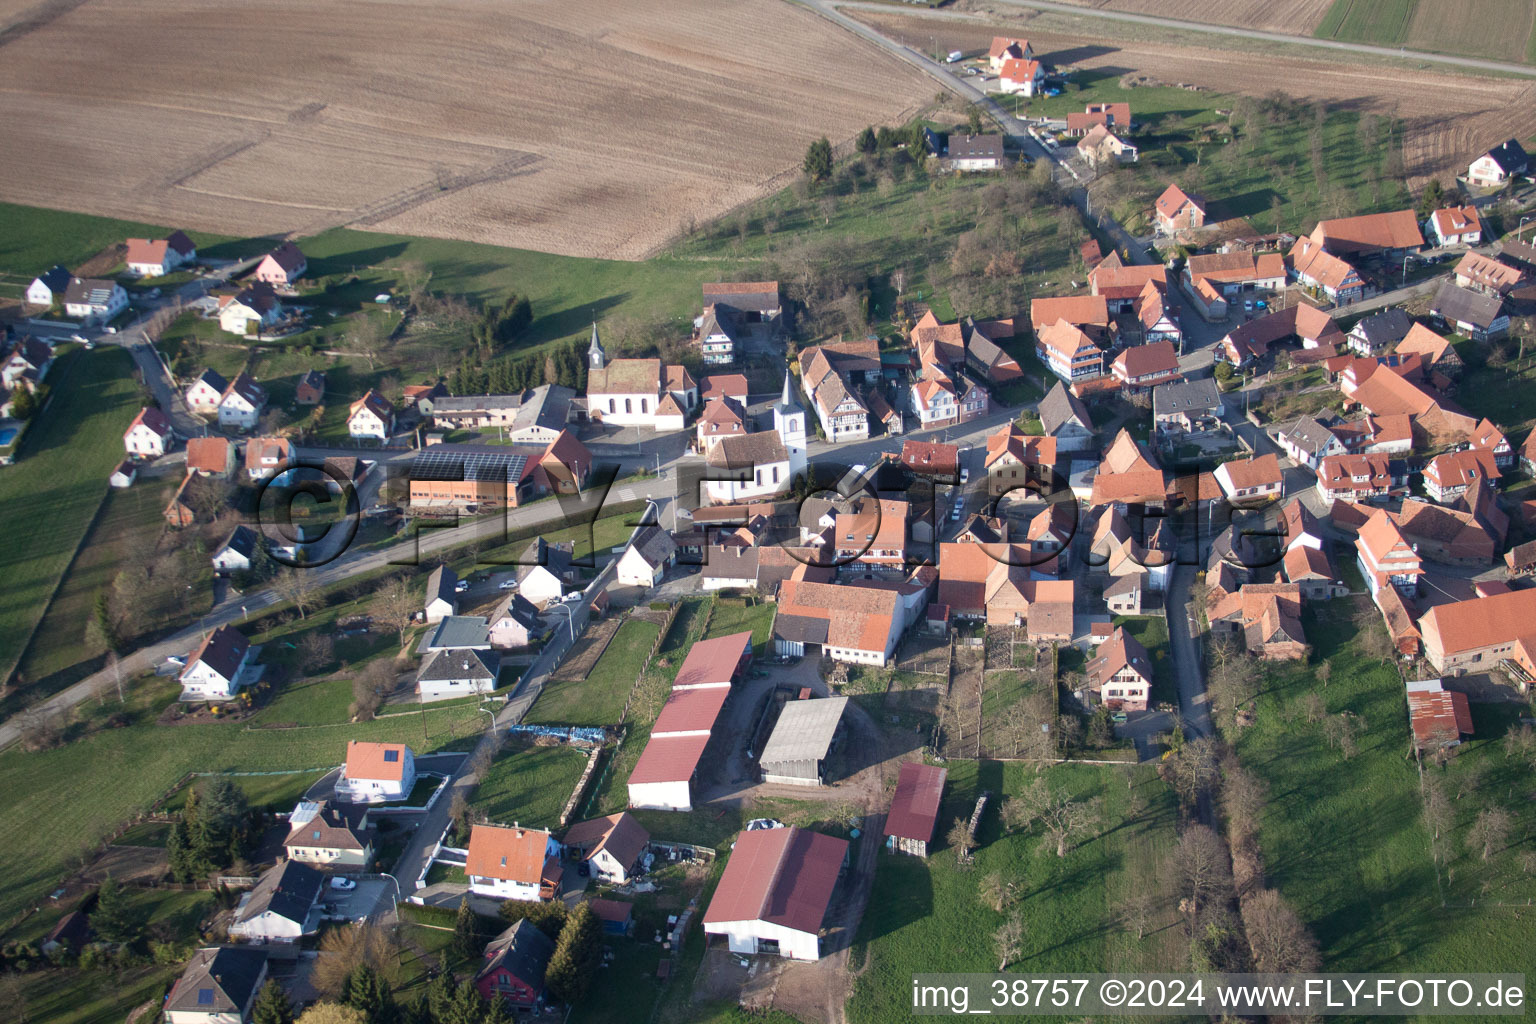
[618,602,682,725]
[505,724,608,746]
[558,747,603,828]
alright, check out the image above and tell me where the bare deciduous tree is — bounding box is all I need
[979,871,1020,912]
[1242,888,1320,973]
[1174,825,1231,926]
[272,568,320,621]
[373,578,419,648]
[1038,795,1100,859]
[1164,736,1222,805]
[1001,777,1051,833]
[1466,807,1511,862]
[1299,692,1327,724]
[1502,723,1536,765]
[1422,776,1454,842]
[993,911,1026,971]
[947,817,977,866]
[1220,755,1268,844]
[298,632,336,674]
[1117,888,1157,940]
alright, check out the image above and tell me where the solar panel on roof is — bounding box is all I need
[197,989,215,1005]
[384,749,399,762]
[410,448,529,484]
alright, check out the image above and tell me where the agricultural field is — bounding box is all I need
[1234,600,1536,994]
[1041,0,1334,35]
[851,9,1536,186]
[849,760,1182,1024]
[1313,0,1417,45]
[0,347,145,703]
[470,742,591,829]
[0,0,930,260]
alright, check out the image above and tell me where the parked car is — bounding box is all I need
[102,326,117,334]
[454,580,469,593]
[329,877,357,891]
[498,579,518,591]
[69,333,87,343]
[1243,300,1254,312]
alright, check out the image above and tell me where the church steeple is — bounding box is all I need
[778,370,801,414]
[587,322,606,370]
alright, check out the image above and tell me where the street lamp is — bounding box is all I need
[550,602,577,649]
[1521,215,1533,242]
[1401,252,1411,289]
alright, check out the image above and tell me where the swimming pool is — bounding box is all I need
[0,427,17,446]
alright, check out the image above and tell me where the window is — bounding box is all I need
[197,989,215,1006]
[384,749,399,763]
[624,399,632,414]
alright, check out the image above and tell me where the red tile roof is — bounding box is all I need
[345,741,411,782]
[1311,209,1424,254]
[466,824,550,884]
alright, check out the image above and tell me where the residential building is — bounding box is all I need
[696,304,738,365]
[1287,237,1366,304]
[1405,679,1474,751]
[185,368,229,416]
[1214,454,1282,505]
[909,374,960,428]
[1038,382,1097,451]
[1419,587,1536,675]
[218,373,267,430]
[1429,205,1482,246]
[418,649,499,702]
[1430,280,1508,341]
[701,826,848,961]
[1393,323,1462,378]
[1315,452,1392,503]
[1345,308,1413,357]
[811,373,870,441]
[336,741,417,803]
[26,265,71,307]
[217,284,282,336]
[211,525,258,575]
[1471,417,1514,468]
[123,405,175,457]
[1076,124,1137,167]
[902,438,961,479]
[562,812,650,884]
[244,436,292,482]
[1396,500,1498,566]
[1466,139,1528,188]
[1089,256,1169,313]
[1330,413,1413,457]
[227,860,323,943]
[424,565,458,623]
[1035,320,1104,382]
[1454,251,1526,296]
[515,539,576,608]
[1066,102,1132,135]
[884,762,946,857]
[1030,294,1110,334]
[759,696,848,786]
[164,947,268,1024]
[1110,339,1181,392]
[988,36,1033,71]
[1309,209,1424,258]
[701,281,781,325]
[466,824,562,901]
[284,801,374,868]
[186,436,235,477]
[488,592,544,649]
[1283,544,1343,600]
[1208,583,1307,659]
[701,373,750,403]
[616,525,678,588]
[347,389,395,441]
[295,369,325,405]
[627,632,753,811]
[1086,627,1154,712]
[253,241,307,287]
[1152,378,1222,434]
[178,625,256,701]
[998,59,1044,97]
[1089,429,1167,509]
[773,579,903,665]
[62,276,127,322]
[705,430,792,504]
[947,133,1006,169]
[473,920,555,1010]
[1155,184,1204,232]
[1356,509,1423,598]
[1423,447,1500,503]
[984,423,1056,495]
[697,395,748,454]
[1184,250,1286,307]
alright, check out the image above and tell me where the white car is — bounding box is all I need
[328,877,357,891]
[498,579,518,591]
[102,326,117,334]
[454,580,469,593]
[69,333,87,343]
[561,592,584,603]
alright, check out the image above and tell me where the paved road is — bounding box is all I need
[982,0,1536,79]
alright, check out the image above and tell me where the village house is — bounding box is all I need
[1345,308,1413,357]
[1396,500,1498,566]
[26,265,71,307]
[562,812,650,884]
[947,134,1007,171]
[1035,319,1105,382]
[1287,238,1367,304]
[1089,429,1167,510]
[988,35,1033,70]
[1356,509,1423,599]
[1283,544,1343,600]
[218,284,284,337]
[1110,339,1181,393]
[1429,205,1482,247]
[1329,413,1413,457]
[186,436,235,477]
[1067,102,1132,136]
[705,430,793,504]
[185,368,228,416]
[1466,139,1528,188]
[218,373,267,430]
[125,231,197,277]
[1309,209,1424,258]
[1208,583,1307,660]
[1155,183,1205,233]
[1393,323,1462,378]
[466,824,562,902]
[812,373,870,442]
[243,436,292,481]
[698,282,781,366]
[1315,452,1393,503]
[1030,294,1110,336]
[473,920,555,1011]
[253,241,307,288]
[347,389,395,441]
[615,525,678,588]
[1088,255,1168,313]
[487,592,544,649]
[228,860,322,944]
[123,405,175,457]
[1454,251,1526,297]
[1213,454,1282,506]
[336,741,416,803]
[697,395,747,454]
[997,59,1044,97]
[934,541,1075,633]
[627,632,752,812]
[284,800,374,868]
[211,524,259,575]
[1152,377,1222,435]
[1,336,52,397]
[515,539,576,607]
[62,277,127,323]
[178,625,257,700]
[1038,382,1097,451]
[1184,250,1286,319]
[1418,586,1536,676]
[164,947,268,1024]
[1470,417,1514,468]
[902,438,962,479]
[1430,280,1508,341]
[418,648,499,702]
[884,762,946,858]
[1422,447,1500,503]
[1086,626,1154,712]
[295,369,326,406]
[773,579,904,665]
[702,826,848,961]
[1076,124,1138,167]
[984,423,1056,495]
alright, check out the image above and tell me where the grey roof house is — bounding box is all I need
[1152,378,1223,433]
[165,946,269,1024]
[1039,381,1097,451]
[418,648,499,702]
[227,860,323,944]
[425,565,459,623]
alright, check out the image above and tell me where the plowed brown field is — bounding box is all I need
[0,0,930,258]
[855,6,1536,185]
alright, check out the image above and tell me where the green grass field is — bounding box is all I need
[697,598,777,657]
[1235,599,1536,1005]
[470,743,590,829]
[525,617,661,726]
[0,202,248,280]
[0,672,484,926]
[0,347,145,700]
[849,760,1181,1024]
[1314,0,1416,45]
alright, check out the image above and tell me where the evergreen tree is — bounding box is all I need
[90,591,119,653]
[425,960,458,1022]
[481,996,514,1024]
[544,903,603,1005]
[856,125,877,154]
[802,137,833,182]
[496,898,567,940]
[967,104,983,135]
[339,963,394,1024]
[90,875,138,944]
[445,983,485,1024]
[450,897,482,961]
[252,981,296,1024]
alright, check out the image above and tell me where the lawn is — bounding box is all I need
[701,598,777,657]
[1314,0,1416,45]
[1234,597,1536,1000]
[1110,614,1175,707]
[0,347,145,704]
[525,617,661,727]
[470,742,591,829]
[848,759,1181,1024]
[0,201,247,280]
[0,672,485,926]
[1445,341,1536,437]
